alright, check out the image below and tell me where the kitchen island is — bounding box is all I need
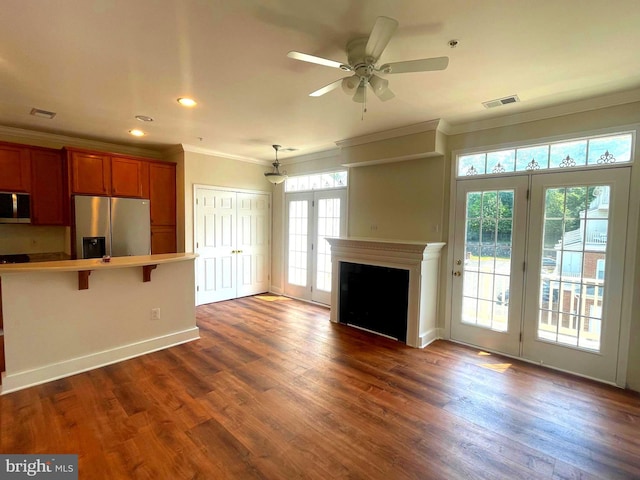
[0,253,199,394]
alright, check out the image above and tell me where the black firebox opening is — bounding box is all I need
[339,262,409,342]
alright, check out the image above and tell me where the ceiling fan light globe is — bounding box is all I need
[342,75,359,94]
[353,85,366,103]
[369,74,389,95]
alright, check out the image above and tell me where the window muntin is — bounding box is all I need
[457,132,633,178]
[285,170,348,192]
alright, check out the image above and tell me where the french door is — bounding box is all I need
[451,176,529,356]
[522,169,630,381]
[285,189,346,304]
[451,168,630,382]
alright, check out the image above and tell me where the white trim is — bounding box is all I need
[180,143,268,165]
[335,119,442,148]
[617,147,640,388]
[280,148,341,166]
[0,124,163,159]
[420,328,440,348]
[0,327,200,395]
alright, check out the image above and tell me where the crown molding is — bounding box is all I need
[180,143,268,165]
[446,88,640,135]
[335,119,442,148]
[0,125,163,159]
[281,147,341,165]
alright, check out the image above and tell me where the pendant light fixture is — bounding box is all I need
[264,144,287,185]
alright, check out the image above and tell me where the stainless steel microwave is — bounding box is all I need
[0,192,31,223]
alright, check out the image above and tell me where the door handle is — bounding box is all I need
[453,271,462,277]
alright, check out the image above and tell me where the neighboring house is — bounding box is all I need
[541,187,609,344]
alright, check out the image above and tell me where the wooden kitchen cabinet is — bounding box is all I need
[30,148,68,225]
[151,225,177,254]
[0,143,31,192]
[111,156,149,198]
[149,162,176,226]
[67,149,111,195]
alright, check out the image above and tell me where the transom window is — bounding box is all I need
[457,132,633,178]
[285,170,348,192]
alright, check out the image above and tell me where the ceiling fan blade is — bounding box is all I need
[365,16,398,61]
[309,78,344,97]
[380,56,449,74]
[287,51,348,70]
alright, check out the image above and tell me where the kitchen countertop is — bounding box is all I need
[0,253,197,273]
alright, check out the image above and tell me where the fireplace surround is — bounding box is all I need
[326,237,445,348]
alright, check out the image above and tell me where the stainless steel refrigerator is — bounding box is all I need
[74,195,151,258]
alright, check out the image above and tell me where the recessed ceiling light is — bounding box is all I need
[30,108,56,119]
[177,97,197,107]
[129,129,145,137]
[135,115,154,122]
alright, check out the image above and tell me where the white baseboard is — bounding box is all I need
[0,327,200,395]
[419,328,441,348]
[269,285,284,295]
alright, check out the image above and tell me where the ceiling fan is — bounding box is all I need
[287,16,449,103]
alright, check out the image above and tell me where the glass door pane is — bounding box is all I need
[462,189,513,332]
[537,185,607,351]
[312,190,346,305]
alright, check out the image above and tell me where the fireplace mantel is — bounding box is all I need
[326,237,445,348]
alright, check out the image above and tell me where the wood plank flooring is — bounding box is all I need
[1,295,639,479]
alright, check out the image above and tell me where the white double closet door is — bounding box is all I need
[195,186,270,305]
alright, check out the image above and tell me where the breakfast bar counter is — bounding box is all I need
[0,253,199,394]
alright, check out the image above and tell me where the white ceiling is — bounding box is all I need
[1,0,640,162]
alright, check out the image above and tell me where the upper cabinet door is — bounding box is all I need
[111,157,149,198]
[0,144,31,192]
[68,150,111,195]
[30,149,68,225]
[149,162,176,226]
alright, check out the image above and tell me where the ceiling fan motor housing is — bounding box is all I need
[346,37,376,77]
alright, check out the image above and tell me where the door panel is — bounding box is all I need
[285,193,312,300]
[196,189,237,304]
[236,192,270,297]
[522,169,630,382]
[451,176,528,356]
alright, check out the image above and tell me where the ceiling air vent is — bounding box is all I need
[30,108,56,119]
[482,95,520,109]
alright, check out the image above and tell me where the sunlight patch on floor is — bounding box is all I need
[477,362,512,373]
[256,295,291,302]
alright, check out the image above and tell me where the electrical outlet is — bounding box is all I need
[151,308,161,321]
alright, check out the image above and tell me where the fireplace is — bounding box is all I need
[326,238,445,348]
[339,262,410,341]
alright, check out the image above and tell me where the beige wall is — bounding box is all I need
[347,157,447,240]
[179,149,272,253]
[1,258,198,393]
[0,225,68,255]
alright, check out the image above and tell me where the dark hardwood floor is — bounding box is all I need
[1,295,639,479]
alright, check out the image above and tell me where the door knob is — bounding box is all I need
[453,271,462,277]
